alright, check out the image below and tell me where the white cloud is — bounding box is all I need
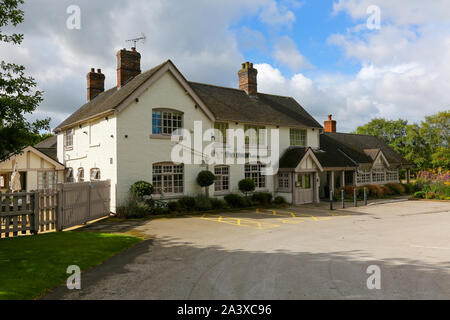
[259,1,296,27]
[273,36,312,71]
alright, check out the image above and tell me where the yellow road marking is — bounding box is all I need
[200,214,280,230]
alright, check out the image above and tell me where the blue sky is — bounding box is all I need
[235,0,359,77]
[3,0,449,132]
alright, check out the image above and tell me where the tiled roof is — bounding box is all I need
[55,61,322,131]
[188,82,322,128]
[322,133,411,166]
[54,62,167,131]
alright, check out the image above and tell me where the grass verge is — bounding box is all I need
[0,231,142,300]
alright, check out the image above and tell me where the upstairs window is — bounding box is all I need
[64,129,74,149]
[152,110,183,135]
[244,125,266,145]
[290,128,307,146]
[214,123,228,143]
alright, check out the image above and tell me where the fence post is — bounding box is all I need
[353,188,357,207]
[341,189,345,208]
[329,190,333,210]
[364,187,367,206]
[33,190,40,234]
[56,184,63,231]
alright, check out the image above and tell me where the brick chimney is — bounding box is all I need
[87,68,105,101]
[116,47,141,88]
[238,62,258,96]
[324,115,337,133]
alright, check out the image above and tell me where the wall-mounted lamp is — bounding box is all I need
[110,134,114,138]
[135,98,139,103]
[105,116,109,121]
[124,135,128,138]
[83,131,88,135]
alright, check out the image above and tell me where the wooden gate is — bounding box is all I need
[57,180,110,230]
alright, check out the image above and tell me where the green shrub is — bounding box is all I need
[210,198,226,210]
[224,193,246,208]
[197,170,215,196]
[251,192,272,205]
[167,201,180,212]
[238,179,255,196]
[402,183,414,194]
[194,195,212,211]
[178,196,196,211]
[116,198,150,219]
[150,207,171,215]
[386,183,406,195]
[273,196,287,205]
[413,191,425,199]
[130,181,154,200]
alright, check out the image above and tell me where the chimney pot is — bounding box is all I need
[116,48,141,88]
[97,69,102,73]
[324,115,337,133]
[238,61,258,96]
[87,68,105,101]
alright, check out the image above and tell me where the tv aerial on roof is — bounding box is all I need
[126,33,146,49]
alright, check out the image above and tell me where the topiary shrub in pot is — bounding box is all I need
[196,170,215,197]
[238,178,255,198]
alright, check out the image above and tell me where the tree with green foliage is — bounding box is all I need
[354,110,450,170]
[196,170,215,197]
[0,0,50,161]
[353,118,408,154]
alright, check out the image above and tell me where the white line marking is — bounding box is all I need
[410,245,450,250]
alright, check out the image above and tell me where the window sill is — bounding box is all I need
[89,144,100,148]
[150,134,173,140]
[152,193,184,200]
[214,190,230,196]
[64,146,73,151]
[255,188,269,193]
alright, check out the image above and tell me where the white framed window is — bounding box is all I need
[77,168,85,182]
[152,110,183,135]
[278,172,290,191]
[245,163,266,189]
[152,163,184,195]
[386,170,398,182]
[244,125,266,146]
[38,171,57,190]
[214,165,229,192]
[90,168,101,181]
[64,129,74,149]
[290,128,307,146]
[372,168,384,182]
[357,170,371,184]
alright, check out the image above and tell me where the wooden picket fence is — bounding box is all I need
[0,180,110,239]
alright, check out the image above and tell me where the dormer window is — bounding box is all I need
[64,129,74,149]
[152,109,183,135]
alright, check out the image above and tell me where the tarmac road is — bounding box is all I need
[44,200,450,299]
